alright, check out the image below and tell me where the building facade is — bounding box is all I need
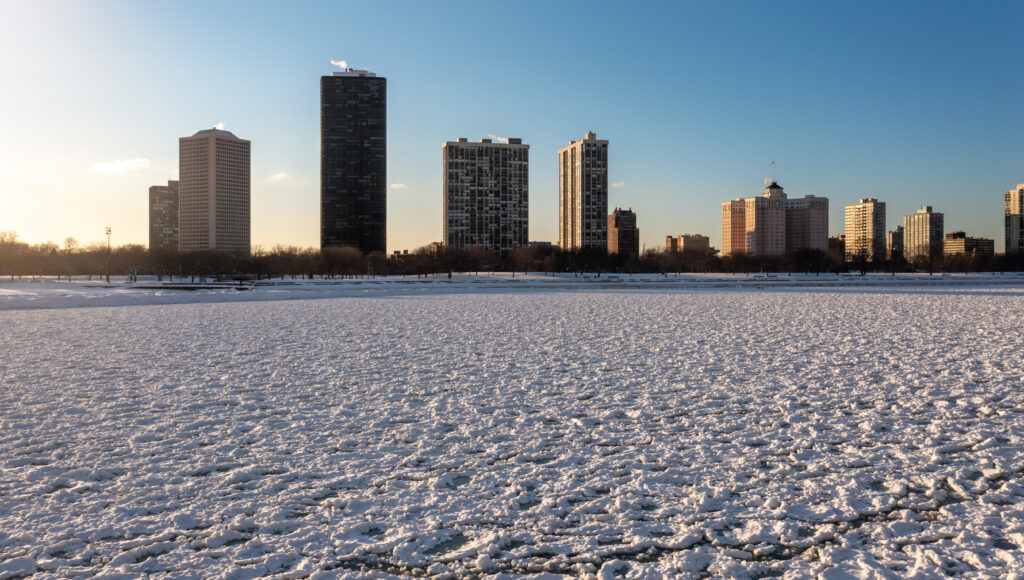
[558,132,608,250]
[784,195,829,253]
[943,231,994,256]
[721,199,746,256]
[442,137,529,254]
[721,182,825,257]
[828,235,846,261]
[844,198,886,262]
[1005,184,1024,254]
[321,69,387,253]
[887,225,904,261]
[903,206,944,263]
[607,208,639,257]
[178,128,251,254]
[148,180,179,251]
[721,182,791,257]
[666,234,710,254]
[744,182,787,256]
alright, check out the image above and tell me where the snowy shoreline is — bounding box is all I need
[4,272,1024,311]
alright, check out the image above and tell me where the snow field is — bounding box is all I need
[1,289,1023,578]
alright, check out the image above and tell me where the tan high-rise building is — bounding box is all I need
[442,137,529,254]
[844,198,886,262]
[721,199,746,256]
[721,182,789,257]
[785,195,828,253]
[903,206,943,263]
[178,128,251,254]
[1005,184,1024,254]
[558,132,608,250]
[607,208,639,257]
[887,225,904,260]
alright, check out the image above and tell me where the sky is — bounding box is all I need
[1,0,1022,252]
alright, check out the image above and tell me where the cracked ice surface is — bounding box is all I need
[1,289,1024,579]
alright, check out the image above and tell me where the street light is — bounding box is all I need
[105,226,111,283]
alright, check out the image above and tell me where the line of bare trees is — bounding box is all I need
[0,231,1018,283]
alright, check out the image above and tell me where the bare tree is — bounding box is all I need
[62,237,78,282]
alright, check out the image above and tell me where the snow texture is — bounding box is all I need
[1,280,1024,578]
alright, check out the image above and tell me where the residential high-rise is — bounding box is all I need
[321,69,387,253]
[844,198,886,262]
[903,206,944,263]
[744,182,787,256]
[721,181,788,257]
[558,132,608,251]
[943,231,994,256]
[442,137,529,254]
[178,128,251,254]
[784,195,828,253]
[887,225,904,260]
[1005,184,1024,254]
[721,199,746,256]
[148,180,179,251]
[607,208,639,257]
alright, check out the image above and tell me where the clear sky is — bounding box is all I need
[1,0,1022,252]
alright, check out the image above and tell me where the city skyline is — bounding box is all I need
[2,1,1022,252]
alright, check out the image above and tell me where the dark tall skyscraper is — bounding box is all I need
[148,180,179,251]
[320,69,387,253]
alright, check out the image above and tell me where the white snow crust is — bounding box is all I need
[1,283,1024,578]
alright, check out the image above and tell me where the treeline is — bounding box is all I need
[0,231,1021,282]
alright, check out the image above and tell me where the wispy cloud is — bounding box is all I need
[390,183,407,189]
[330,59,348,69]
[487,134,509,144]
[90,158,150,174]
[266,172,289,182]
[611,181,625,188]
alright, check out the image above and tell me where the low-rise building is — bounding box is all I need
[666,234,710,254]
[943,231,994,256]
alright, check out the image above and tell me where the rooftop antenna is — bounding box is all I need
[771,161,776,183]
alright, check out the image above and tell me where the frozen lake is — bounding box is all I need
[1,282,1023,578]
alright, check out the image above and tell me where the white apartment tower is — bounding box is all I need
[558,132,608,250]
[1005,184,1024,253]
[903,206,944,263]
[442,137,529,254]
[178,128,251,254]
[844,198,886,262]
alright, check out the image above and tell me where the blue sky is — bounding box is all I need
[1,0,1021,251]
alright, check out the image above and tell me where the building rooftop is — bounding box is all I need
[330,69,377,77]
[444,138,528,147]
[190,128,241,139]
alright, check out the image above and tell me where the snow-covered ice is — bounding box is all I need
[2,280,1024,578]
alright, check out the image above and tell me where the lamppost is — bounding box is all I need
[105,226,112,283]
